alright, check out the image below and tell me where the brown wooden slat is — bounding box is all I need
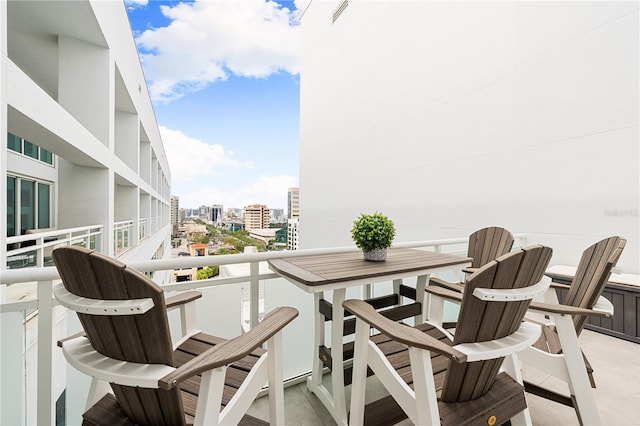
[438,373,527,426]
[524,381,574,407]
[399,284,416,300]
[82,394,137,426]
[467,226,515,269]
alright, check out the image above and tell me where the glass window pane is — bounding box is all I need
[23,141,38,159]
[38,183,51,229]
[7,176,16,237]
[40,148,53,165]
[7,133,22,153]
[20,180,35,234]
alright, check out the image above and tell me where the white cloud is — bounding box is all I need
[161,125,297,208]
[125,0,148,10]
[181,175,299,210]
[136,0,300,102]
[160,126,253,182]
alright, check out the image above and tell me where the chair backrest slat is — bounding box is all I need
[565,236,626,334]
[441,245,552,402]
[53,246,186,426]
[468,226,515,268]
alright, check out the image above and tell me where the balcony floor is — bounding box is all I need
[247,329,640,425]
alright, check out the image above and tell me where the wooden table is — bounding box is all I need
[268,248,471,425]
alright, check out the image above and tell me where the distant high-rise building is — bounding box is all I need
[225,208,243,221]
[179,208,187,223]
[270,208,285,223]
[211,204,223,223]
[288,218,300,250]
[171,196,180,235]
[198,205,211,221]
[288,187,300,219]
[287,187,300,249]
[244,204,270,232]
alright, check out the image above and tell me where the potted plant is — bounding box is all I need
[351,212,396,261]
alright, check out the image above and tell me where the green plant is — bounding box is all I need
[351,212,396,252]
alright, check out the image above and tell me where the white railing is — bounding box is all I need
[150,216,158,234]
[0,235,526,425]
[139,218,149,241]
[113,220,135,256]
[5,225,104,269]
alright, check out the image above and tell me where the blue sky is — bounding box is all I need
[125,0,306,210]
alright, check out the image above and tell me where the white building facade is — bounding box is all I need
[1,1,172,423]
[300,1,639,273]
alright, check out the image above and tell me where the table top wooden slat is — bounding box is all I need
[268,249,471,287]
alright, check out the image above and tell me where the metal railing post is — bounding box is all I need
[36,280,54,425]
[249,261,260,329]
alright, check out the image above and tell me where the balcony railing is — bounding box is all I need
[113,220,134,256]
[139,217,149,241]
[0,235,526,425]
[5,225,104,269]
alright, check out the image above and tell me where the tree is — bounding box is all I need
[196,265,219,280]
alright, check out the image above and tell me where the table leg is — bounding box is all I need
[306,290,348,425]
[308,292,325,388]
[416,274,429,324]
[331,288,348,425]
[393,279,402,307]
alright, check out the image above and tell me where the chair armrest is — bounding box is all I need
[343,299,466,362]
[425,285,464,303]
[462,267,479,274]
[158,306,298,390]
[165,291,202,309]
[428,277,464,293]
[549,282,571,291]
[528,301,612,318]
[57,331,86,348]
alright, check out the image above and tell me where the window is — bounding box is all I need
[23,141,39,159]
[38,183,51,229]
[40,148,53,165]
[6,133,55,165]
[7,133,21,153]
[20,180,35,234]
[6,176,53,236]
[7,177,16,237]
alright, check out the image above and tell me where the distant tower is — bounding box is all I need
[287,218,299,250]
[170,195,179,236]
[244,204,270,232]
[287,187,300,250]
[287,187,300,219]
[211,204,223,223]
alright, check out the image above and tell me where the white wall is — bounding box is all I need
[300,1,639,273]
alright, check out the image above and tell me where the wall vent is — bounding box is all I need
[332,0,348,23]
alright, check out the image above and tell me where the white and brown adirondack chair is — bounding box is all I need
[520,236,626,425]
[52,246,298,426]
[345,245,553,426]
[429,226,515,292]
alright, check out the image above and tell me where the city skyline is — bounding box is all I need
[125,0,307,210]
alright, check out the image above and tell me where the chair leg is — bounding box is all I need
[408,347,440,426]
[501,354,532,426]
[349,318,370,425]
[85,378,111,411]
[267,332,285,425]
[554,316,602,425]
[194,367,226,426]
